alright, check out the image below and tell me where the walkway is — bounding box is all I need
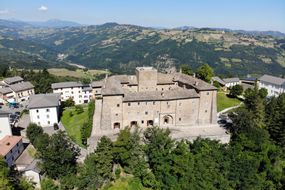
[218,102,243,116]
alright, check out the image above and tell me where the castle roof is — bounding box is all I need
[124,88,199,102]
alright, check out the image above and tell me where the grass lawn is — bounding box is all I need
[104,176,149,190]
[217,92,242,112]
[61,105,88,147]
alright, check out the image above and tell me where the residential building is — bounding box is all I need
[2,76,24,85]
[223,77,241,88]
[258,74,285,97]
[0,136,24,167]
[15,145,41,188]
[51,82,92,104]
[0,110,12,140]
[28,94,61,127]
[96,67,217,130]
[0,78,34,102]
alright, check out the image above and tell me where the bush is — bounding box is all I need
[229,84,243,98]
[115,168,121,179]
[75,105,84,114]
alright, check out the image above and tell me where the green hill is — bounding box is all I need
[0,21,284,76]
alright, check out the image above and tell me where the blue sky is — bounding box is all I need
[1,0,285,32]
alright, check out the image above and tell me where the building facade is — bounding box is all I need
[223,77,241,88]
[28,94,60,127]
[0,136,24,167]
[0,110,12,140]
[95,67,217,130]
[51,82,92,105]
[258,74,285,97]
[0,76,34,103]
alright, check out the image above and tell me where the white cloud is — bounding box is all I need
[0,9,9,15]
[38,5,48,12]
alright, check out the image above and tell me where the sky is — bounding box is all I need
[1,0,285,32]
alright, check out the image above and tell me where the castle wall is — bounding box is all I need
[197,90,216,124]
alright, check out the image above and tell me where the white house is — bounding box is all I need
[259,74,285,97]
[223,77,241,88]
[28,94,61,127]
[52,82,92,105]
[0,110,12,140]
[0,135,24,167]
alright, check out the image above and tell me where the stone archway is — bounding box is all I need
[113,122,120,129]
[147,120,154,126]
[163,115,173,125]
[130,121,137,128]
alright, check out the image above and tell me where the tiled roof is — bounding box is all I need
[28,93,60,109]
[173,73,217,91]
[223,77,240,83]
[0,87,13,94]
[259,74,285,86]
[101,77,124,95]
[0,136,22,156]
[3,76,23,85]
[91,80,105,88]
[212,76,226,86]
[124,88,199,102]
[9,82,34,92]
[51,81,83,89]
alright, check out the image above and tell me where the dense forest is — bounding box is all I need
[0,20,285,76]
[1,87,284,190]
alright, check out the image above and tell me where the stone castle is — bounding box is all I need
[92,67,217,130]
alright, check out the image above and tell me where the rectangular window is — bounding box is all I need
[48,121,50,124]
[46,108,50,112]
[153,101,155,105]
[36,110,39,113]
[37,115,40,119]
[117,104,120,107]
[145,111,148,115]
[141,120,144,124]
[179,118,182,121]
[128,103,131,106]
[47,115,49,119]
[138,102,140,105]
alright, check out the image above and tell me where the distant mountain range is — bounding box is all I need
[0,19,284,76]
[0,19,81,28]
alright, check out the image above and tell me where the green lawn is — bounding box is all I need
[217,92,241,112]
[61,105,88,147]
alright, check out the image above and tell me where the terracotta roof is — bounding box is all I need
[124,88,199,102]
[9,82,34,92]
[51,81,83,89]
[3,76,23,85]
[259,74,285,86]
[0,136,22,156]
[28,93,60,109]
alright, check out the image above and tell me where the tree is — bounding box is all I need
[180,64,192,75]
[113,127,148,178]
[258,87,268,99]
[0,157,13,190]
[41,178,59,190]
[26,123,43,145]
[266,94,285,146]
[78,136,113,189]
[195,64,214,82]
[62,98,75,108]
[229,84,243,98]
[144,127,175,189]
[39,131,80,179]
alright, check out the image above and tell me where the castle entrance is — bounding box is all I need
[147,120,154,126]
[130,121,138,128]
[113,122,120,129]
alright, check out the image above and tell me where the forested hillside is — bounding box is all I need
[0,19,285,76]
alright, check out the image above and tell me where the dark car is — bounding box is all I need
[218,120,227,125]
